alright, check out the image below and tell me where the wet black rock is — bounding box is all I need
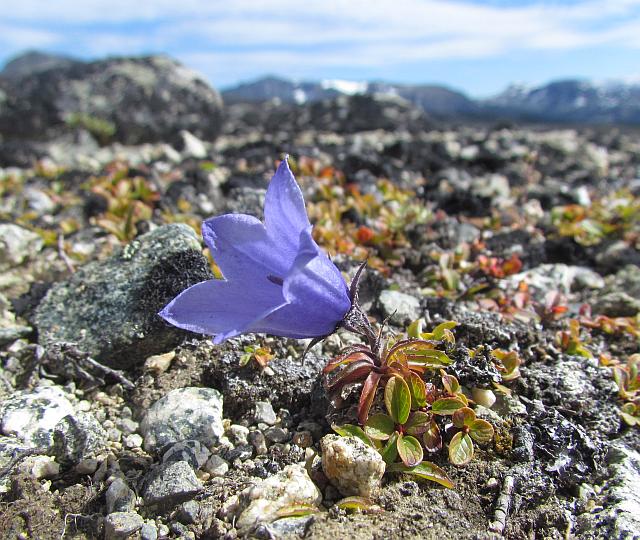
[35,224,213,369]
[0,55,223,146]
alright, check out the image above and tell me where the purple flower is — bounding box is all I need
[159,158,351,344]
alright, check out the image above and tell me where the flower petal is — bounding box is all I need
[264,158,311,260]
[202,214,290,281]
[158,278,286,343]
[250,229,351,337]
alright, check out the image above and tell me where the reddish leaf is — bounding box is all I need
[358,371,382,425]
[326,360,373,392]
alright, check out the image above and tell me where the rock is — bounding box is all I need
[0,224,44,271]
[0,55,223,146]
[140,522,158,540]
[142,460,203,508]
[52,411,108,465]
[140,388,224,453]
[378,289,421,326]
[248,431,268,456]
[292,431,314,448]
[104,511,144,540]
[106,477,137,513]
[256,516,314,539]
[179,130,208,159]
[123,434,143,449]
[503,264,604,295]
[227,424,250,446]
[593,292,640,317]
[35,224,212,368]
[320,434,385,497]
[0,386,75,451]
[75,458,99,475]
[176,500,200,524]
[602,444,640,540]
[253,402,277,426]
[203,455,229,477]
[19,455,60,479]
[162,440,211,470]
[264,426,289,444]
[593,265,640,316]
[209,346,328,417]
[308,93,428,133]
[233,464,322,535]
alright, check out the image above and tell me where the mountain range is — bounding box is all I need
[222,76,640,125]
[2,52,639,125]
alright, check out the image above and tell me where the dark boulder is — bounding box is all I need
[0,55,223,146]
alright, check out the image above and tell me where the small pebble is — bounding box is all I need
[204,455,229,477]
[145,351,176,373]
[158,523,170,538]
[264,427,289,443]
[124,434,143,448]
[76,458,99,475]
[253,402,277,425]
[104,511,144,540]
[117,418,139,435]
[248,431,268,456]
[292,431,313,448]
[176,500,200,524]
[227,424,250,445]
[140,521,158,540]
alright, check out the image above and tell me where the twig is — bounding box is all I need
[488,474,516,536]
[83,356,135,390]
[57,234,75,273]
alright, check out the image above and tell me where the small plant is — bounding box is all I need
[613,354,640,427]
[65,112,116,145]
[239,344,274,368]
[324,322,455,425]
[329,320,495,488]
[556,319,593,359]
[448,407,494,465]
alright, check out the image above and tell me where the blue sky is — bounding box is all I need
[1,0,639,97]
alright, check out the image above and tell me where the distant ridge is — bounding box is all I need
[222,76,640,125]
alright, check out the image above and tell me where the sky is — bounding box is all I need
[1,0,639,97]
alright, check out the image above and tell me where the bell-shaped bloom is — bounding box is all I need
[159,158,352,343]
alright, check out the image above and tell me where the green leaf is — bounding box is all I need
[469,419,494,443]
[404,411,431,436]
[407,372,427,409]
[334,497,383,514]
[387,461,454,489]
[380,432,399,465]
[406,348,453,367]
[448,431,474,465]
[407,319,424,339]
[452,407,476,428]
[431,397,466,416]
[364,413,395,440]
[332,424,375,448]
[397,434,423,467]
[384,376,411,425]
[422,419,442,452]
[429,321,458,342]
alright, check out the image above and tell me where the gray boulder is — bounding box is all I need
[35,224,212,368]
[0,55,223,146]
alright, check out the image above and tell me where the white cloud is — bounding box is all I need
[2,0,640,83]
